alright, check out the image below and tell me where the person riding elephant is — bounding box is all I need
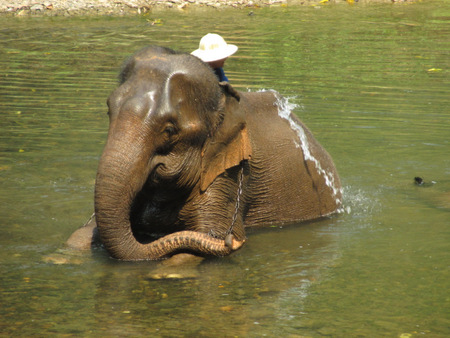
[191,33,238,82]
[67,45,342,261]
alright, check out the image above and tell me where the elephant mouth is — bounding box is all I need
[128,177,187,244]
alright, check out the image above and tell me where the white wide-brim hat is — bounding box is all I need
[191,33,238,63]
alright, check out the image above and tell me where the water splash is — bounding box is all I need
[341,185,380,218]
[274,94,343,206]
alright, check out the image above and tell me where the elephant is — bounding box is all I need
[67,45,342,261]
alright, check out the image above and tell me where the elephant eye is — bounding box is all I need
[164,125,178,137]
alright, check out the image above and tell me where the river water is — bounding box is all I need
[1,1,449,336]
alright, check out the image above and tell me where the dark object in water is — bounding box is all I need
[414,177,424,185]
[414,176,436,187]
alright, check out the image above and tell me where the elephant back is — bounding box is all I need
[240,91,342,226]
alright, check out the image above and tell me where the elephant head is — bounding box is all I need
[94,46,249,260]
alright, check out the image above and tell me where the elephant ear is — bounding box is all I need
[200,82,252,192]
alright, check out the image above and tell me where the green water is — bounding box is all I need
[1,1,449,336]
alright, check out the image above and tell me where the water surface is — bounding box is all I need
[1,1,449,336]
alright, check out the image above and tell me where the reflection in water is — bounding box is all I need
[1,1,449,336]
[83,221,339,336]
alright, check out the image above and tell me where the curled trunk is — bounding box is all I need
[94,137,244,261]
[95,210,244,260]
[95,181,245,260]
[123,231,244,261]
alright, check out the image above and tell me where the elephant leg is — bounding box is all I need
[43,214,99,265]
[66,213,99,250]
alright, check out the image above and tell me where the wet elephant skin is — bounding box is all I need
[68,46,342,260]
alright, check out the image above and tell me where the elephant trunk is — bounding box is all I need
[129,231,244,259]
[94,131,243,261]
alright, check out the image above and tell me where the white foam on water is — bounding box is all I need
[273,94,343,206]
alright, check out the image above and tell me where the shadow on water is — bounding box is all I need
[1,1,449,336]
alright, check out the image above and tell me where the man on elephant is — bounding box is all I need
[191,33,237,82]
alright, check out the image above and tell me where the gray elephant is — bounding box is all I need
[67,46,342,261]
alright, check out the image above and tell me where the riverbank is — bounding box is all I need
[1,0,417,17]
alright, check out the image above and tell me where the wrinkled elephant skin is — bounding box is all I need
[68,46,342,261]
